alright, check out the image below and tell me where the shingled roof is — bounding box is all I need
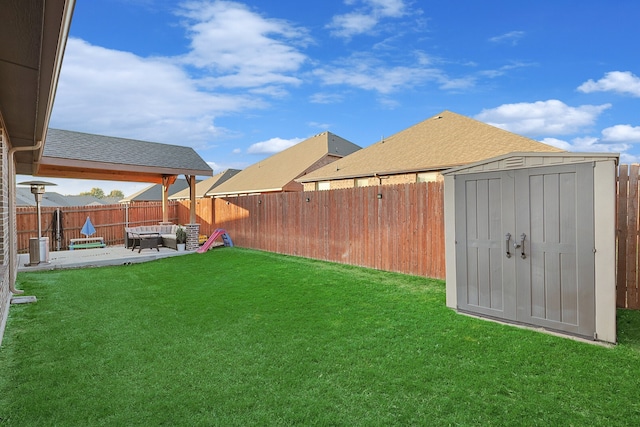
[38,129,213,183]
[298,111,563,183]
[169,169,241,200]
[120,178,195,203]
[208,132,361,196]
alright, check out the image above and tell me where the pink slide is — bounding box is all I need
[196,229,233,253]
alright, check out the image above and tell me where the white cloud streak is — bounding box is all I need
[577,71,640,97]
[489,31,525,46]
[313,53,474,94]
[327,0,408,38]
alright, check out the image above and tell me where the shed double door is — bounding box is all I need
[455,163,595,338]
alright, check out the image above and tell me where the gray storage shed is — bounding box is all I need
[443,152,618,343]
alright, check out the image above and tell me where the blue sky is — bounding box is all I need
[26,0,640,195]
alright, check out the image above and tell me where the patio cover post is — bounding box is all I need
[187,174,197,224]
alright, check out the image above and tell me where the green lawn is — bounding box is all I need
[2,248,640,426]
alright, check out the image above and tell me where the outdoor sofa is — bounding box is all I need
[124,224,179,250]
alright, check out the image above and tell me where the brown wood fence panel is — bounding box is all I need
[618,164,640,309]
[211,182,446,279]
[16,202,178,253]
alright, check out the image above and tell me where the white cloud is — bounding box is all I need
[246,137,304,154]
[489,31,525,46]
[601,124,640,143]
[178,1,309,89]
[540,123,640,160]
[50,1,314,149]
[328,13,379,38]
[577,71,640,97]
[475,100,611,136]
[539,137,572,151]
[51,38,257,148]
[541,136,629,154]
[327,0,408,38]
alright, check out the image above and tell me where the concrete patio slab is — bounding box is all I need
[17,246,196,272]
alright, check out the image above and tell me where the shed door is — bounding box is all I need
[455,163,595,338]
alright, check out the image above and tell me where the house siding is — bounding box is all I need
[303,171,445,191]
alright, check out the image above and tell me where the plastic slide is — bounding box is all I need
[196,229,233,253]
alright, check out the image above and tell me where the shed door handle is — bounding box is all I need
[505,233,512,258]
[519,233,526,259]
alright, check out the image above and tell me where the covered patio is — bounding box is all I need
[38,128,213,226]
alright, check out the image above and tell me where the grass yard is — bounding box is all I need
[2,248,640,426]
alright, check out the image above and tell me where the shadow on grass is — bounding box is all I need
[617,309,640,350]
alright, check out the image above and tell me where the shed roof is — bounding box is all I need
[442,152,619,176]
[208,131,361,196]
[298,111,563,183]
[37,129,213,184]
[169,169,241,200]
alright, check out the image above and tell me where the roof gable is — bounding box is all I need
[209,132,361,195]
[121,178,195,202]
[298,111,563,182]
[169,169,241,199]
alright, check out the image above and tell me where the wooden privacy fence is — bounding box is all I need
[617,164,640,309]
[16,202,179,253]
[17,164,640,308]
[206,182,446,279]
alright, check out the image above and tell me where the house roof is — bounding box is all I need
[120,178,196,203]
[298,111,564,183]
[0,0,75,174]
[15,188,118,207]
[208,131,361,196]
[169,169,241,200]
[37,129,213,184]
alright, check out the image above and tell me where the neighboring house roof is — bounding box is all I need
[101,197,122,205]
[169,169,241,200]
[15,188,116,207]
[16,188,60,207]
[121,178,197,203]
[38,129,213,183]
[298,111,564,183]
[58,195,111,206]
[207,132,361,196]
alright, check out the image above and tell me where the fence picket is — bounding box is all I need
[617,165,629,307]
[628,165,639,308]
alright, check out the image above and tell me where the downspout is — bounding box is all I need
[7,140,44,294]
